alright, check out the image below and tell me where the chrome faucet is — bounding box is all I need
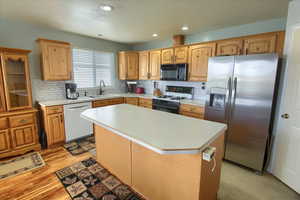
[99,80,106,95]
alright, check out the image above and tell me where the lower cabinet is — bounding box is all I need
[0,129,10,153]
[47,113,65,146]
[138,98,152,109]
[179,104,205,119]
[0,109,40,159]
[125,97,139,105]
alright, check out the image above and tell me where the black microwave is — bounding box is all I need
[160,64,188,81]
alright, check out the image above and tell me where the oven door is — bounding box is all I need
[160,64,179,80]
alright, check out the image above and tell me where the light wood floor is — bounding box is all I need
[0,147,92,200]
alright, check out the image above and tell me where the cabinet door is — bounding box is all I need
[216,40,243,56]
[0,130,10,153]
[243,34,277,55]
[43,43,72,80]
[149,50,161,80]
[174,46,189,63]
[47,113,65,146]
[161,48,174,64]
[1,54,33,111]
[0,59,6,113]
[139,51,149,80]
[118,52,127,80]
[10,124,36,150]
[126,52,139,80]
[125,97,139,105]
[188,43,216,82]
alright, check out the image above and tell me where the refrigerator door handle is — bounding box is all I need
[231,77,238,112]
[225,77,232,122]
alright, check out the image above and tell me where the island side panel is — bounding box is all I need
[131,143,202,200]
[199,132,225,200]
[95,125,132,185]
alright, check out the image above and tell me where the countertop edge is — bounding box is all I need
[80,112,226,155]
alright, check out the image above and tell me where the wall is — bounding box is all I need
[132,18,286,51]
[0,18,131,103]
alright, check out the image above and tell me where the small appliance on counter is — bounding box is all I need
[65,83,79,100]
[135,87,145,94]
[153,81,162,97]
[126,81,137,93]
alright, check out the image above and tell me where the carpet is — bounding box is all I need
[0,152,45,180]
[64,135,96,156]
[55,157,145,200]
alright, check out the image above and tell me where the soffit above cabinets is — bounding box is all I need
[0,0,289,43]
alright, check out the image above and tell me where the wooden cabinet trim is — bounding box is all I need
[0,129,10,153]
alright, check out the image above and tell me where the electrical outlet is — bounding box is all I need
[202,147,216,162]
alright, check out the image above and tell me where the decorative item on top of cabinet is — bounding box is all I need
[37,38,72,81]
[41,105,65,148]
[118,51,139,80]
[139,51,150,80]
[216,39,243,56]
[149,50,161,80]
[179,104,205,119]
[188,43,216,82]
[0,51,33,111]
[125,97,139,106]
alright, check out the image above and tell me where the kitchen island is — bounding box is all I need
[81,104,227,200]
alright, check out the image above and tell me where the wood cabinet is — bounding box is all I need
[10,124,36,150]
[37,38,72,81]
[180,104,205,119]
[139,51,149,80]
[0,64,6,113]
[244,34,277,55]
[188,43,216,82]
[149,50,161,80]
[41,105,65,147]
[125,97,139,106]
[92,98,125,108]
[119,51,139,80]
[216,39,243,56]
[161,47,188,64]
[138,98,152,109]
[0,129,10,153]
[161,48,174,64]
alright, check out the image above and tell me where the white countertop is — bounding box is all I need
[81,104,227,154]
[38,93,206,107]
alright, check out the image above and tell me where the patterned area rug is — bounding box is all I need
[0,152,45,180]
[64,135,96,156]
[55,158,145,200]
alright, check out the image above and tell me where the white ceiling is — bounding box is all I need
[0,0,289,44]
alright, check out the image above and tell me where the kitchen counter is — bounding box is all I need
[81,104,226,154]
[38,93,205,107]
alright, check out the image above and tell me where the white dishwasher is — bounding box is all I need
[64,102,93,142]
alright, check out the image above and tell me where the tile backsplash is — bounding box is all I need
[137,80,207,100]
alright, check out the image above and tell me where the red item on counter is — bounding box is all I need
[135,87,145,94]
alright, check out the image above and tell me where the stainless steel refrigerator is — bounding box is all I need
[204,53,279,172]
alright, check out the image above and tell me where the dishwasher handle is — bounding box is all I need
[66,105,90,110]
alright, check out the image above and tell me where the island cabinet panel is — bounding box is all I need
[149,50,161,80]
[125,97,139,106]
[138,51,149,80]
[95,125,132,185]
[161,48,174,64]
[188,43,216,82]
[216,39,243,56]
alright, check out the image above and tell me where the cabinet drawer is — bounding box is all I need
[179,104,204,114]
[0,118,8,130]
[46,105,63,114]
[9,114,35,128]
[108,98,124,105]
[93,100,109,108]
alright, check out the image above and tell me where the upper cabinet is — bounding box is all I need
[139,51,149,80]
[149,50,161,80]
[244,34,277,55]
[37,38,72,81]
[216,39,243,56]
[118,51,139,80]
[0,50,33,111]
[188,43,216,82]
[161,46,188,64]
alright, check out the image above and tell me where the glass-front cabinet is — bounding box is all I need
[0,59,6,112]
[1,53,32,111]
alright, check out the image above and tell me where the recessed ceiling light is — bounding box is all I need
[182,26,189,31]
[100,5,113,11]
[152,33,158,37]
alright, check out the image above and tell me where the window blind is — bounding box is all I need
[72,48,114,88]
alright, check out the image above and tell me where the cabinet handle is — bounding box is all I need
[19,119,27,123]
